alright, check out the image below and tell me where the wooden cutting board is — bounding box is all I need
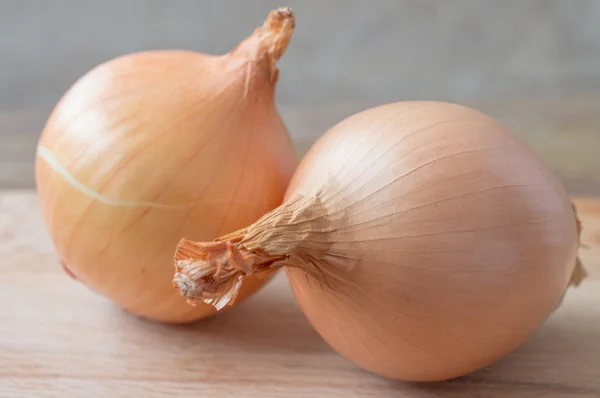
[1,191,599,397]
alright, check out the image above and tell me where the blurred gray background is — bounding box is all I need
[1,0,599,192]
[3,0,600,107]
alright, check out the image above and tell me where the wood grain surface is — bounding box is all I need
[0,191,599,397]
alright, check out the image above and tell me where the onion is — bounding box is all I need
[35,8,298,323]
[173,101,583,380]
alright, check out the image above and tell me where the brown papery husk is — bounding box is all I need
[570,204,588,286]
[36,8,297,323]
[174,101,583,381]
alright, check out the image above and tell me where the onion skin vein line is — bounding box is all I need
[36,144,211,209]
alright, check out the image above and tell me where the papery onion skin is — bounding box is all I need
[35,8,298,323]
[174,101,580,380]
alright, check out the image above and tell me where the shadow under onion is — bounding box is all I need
[108,276,598,394]
[119,274,330,355]
[384,285,600,396]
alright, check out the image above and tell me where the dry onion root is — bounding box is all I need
[571,204,588,286]
[174,101,585,381]
[36,8,298,323]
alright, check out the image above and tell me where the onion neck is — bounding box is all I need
[173,229,287,309]
[173,194,342,309]
[229,7,295,84]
